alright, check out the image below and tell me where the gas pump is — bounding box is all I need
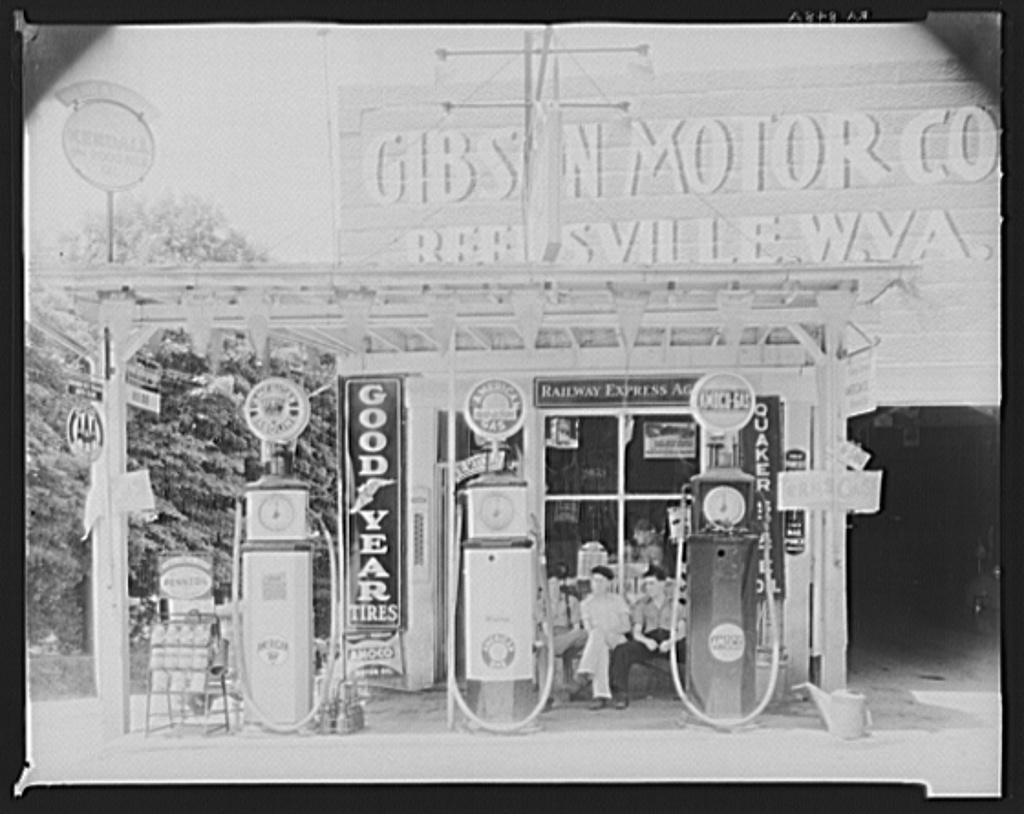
[449,469,555,732]
[446,379,555,733]
[667,372,781,729]
[229,377,342,733]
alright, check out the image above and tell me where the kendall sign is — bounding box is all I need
[343,378,404,631]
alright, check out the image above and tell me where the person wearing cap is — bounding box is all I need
[574,564,631,710]
[608,565,686,709]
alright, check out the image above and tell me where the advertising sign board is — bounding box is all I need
[738,396,784,595]
[777,470,883,513]
[62,99,156,191]
[343,377,405,632]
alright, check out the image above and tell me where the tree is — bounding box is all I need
[125,333,339,639]
[25,318,93,651]
[28,191,346,656]
[57,190,269,265]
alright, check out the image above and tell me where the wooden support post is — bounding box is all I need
[817,291,854,691]
[783,400,813,687]
[93,297,134,740]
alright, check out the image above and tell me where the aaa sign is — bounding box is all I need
[777,470,883,513]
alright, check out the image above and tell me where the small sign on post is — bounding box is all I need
[842,348,877,418]
[127,384,162,414]
[158,553,215,618]
[67,404,104,461]
[777,470,883,514]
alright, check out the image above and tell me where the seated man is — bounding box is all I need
[574,565,631,710]
[547,562,587,686]
[609,565,686,709]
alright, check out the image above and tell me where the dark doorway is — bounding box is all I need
[846,406,1000,658]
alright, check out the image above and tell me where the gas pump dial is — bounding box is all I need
[702,485,747,530]
[479,493,516,532]
[258,493,297,532]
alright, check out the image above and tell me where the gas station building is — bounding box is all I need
[29,19,1000,737]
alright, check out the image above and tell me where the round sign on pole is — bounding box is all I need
[690,371,757,434]
[66,405,104,462]
[464,378,526,440]
[62,99,156,191]
[243,377,311,443]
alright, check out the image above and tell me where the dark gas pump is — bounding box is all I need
[667,370,781,729]
[685,442,760,717]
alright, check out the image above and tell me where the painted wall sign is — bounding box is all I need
[62,99,156,191]
[738,397,784,596]
[362,107,998,206]
[343,377,404,631]
[465,378,526,440]
[691,372,757,434]
[345,102,997,268]
[534,375,699,407]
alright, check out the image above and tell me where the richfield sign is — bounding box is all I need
[343,378,404,631]
[347,103,997,267]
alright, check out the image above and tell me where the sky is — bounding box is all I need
[25,22,951,265]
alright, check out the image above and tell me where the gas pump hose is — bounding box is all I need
[668,530,781,730]
[446,541,556,734]
[230,502,342,734]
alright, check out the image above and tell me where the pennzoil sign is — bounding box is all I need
[158,554,213,600]
[343,378,404,631]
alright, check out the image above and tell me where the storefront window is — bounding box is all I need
[543,413,699,585]
[544,416,617,494]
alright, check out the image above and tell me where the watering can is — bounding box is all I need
[795,683,872,739]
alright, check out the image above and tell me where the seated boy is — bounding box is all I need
[608,565,686,709]
[574,565,631,710]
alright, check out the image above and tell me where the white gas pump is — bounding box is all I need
[449,470,555,732]
[229,377,342,733]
